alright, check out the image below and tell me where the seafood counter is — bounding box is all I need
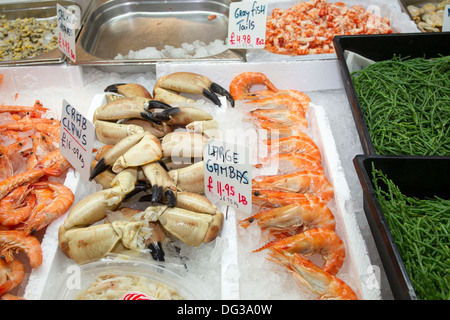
[0,59,386,300]
[2,0,447,301]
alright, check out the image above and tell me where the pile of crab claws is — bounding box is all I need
[208,82,235,108]
[89,158,110,181]
[148,241,165,261]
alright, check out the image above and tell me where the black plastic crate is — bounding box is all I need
[334,32,450,155]
[353,155,450,300]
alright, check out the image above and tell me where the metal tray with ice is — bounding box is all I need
[0,0,86,66]
[71,0,244,69]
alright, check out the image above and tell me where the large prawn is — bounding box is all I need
[257,228,345,276]
[0,258,25,295]
[20,181,74,235]
[269,250,358,300]
[264,134,322,163]
[252,170,334,202]
[0,184,36,226]
[229,72,278,101]
[240,199,336,238]
[0,230,42,268]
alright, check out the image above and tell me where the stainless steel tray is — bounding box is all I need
[0,0,86,66]
[399,0,445,32]
[71,0,244,68]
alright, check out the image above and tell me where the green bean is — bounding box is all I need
[371,164,450,300]
[352,55,450,155]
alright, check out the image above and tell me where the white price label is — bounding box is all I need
[59,100,95,181]
[57,3,80,62]
[227,0,268,49]
[204,139,252,214]
[443,5,450,32]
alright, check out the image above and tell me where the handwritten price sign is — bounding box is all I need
[204,139,252,214]
[228,0,267,49]
[443,5,450,31]
[57,4,80,62]
[59,100,95,181]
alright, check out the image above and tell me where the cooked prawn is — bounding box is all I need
[265,134,322,163]
[252,190,323,209]
[258,228,345,276]
[247,108,308,129]
[269,250,357,300]
[246,94,306,115]
[0,258,25,295]
[0,184,36,226]
[21,181,74,235]
[241,200,335,237]
[0,167,62,201]
[256,153,322,174]
[0,230,42,268]
[252,170,334,202]
[0,101,48,118]
[229,72,278,101]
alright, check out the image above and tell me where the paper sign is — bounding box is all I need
[59,100,95,181]
[57,3,80,62]
[228,0,268,49]
[204,139,252,214]
[443,5,450,32]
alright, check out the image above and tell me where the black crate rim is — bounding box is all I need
[334,32,450,156]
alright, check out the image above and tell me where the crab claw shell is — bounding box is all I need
[169,161,204,194]
[94,120,145,145]
[90,132,145,181]
[144,205,224,247]
[122,118,173,138]
[63,187,126,230]
[59,221,143,264]
[161,131,209,161]
[154,72,234,107]
[141,162,177,207]
[111,132,163,173]
[166,106,213,127]
[104,83,152,99]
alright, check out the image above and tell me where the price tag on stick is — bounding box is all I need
[443,5,450,32]
[57,3,80,62]
[228,0,268,49]
[59,100,95,182]
[204,139,252,214]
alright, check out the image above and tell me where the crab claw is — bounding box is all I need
[148,241,165,261]
[104,83,152,99]
[154,72,235,107]
[209,82,235,108]
[89,157,110,181]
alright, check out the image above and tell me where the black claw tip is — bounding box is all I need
[89,158,110,181]
[148,242,165,261]
[165,190,177,208]
[104,83,126,93]
[211,82,235,107]
[140,111,162,125]
[151,185,163,204]
[203,88,222,107]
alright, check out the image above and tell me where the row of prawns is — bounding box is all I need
[0,101,74,299]
[230,72,358,300]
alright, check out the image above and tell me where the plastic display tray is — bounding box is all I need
[333,32,450,155]
[353,154,450,300]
